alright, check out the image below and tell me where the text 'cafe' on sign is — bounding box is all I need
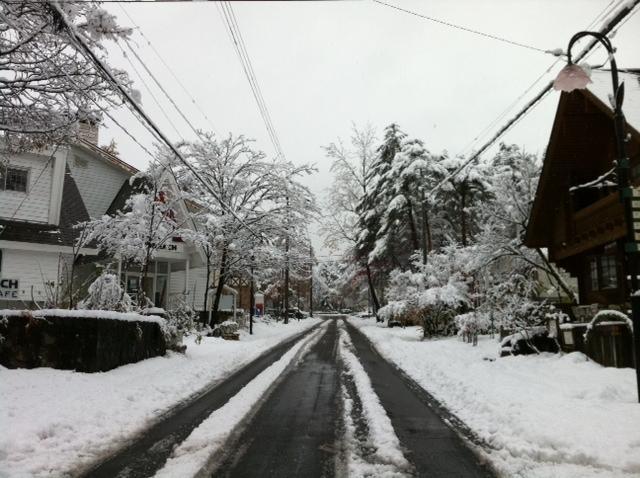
[0,278,19,300]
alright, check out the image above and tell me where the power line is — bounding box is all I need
[120,37,205,141]
[217,1,285,160]
[119,4,219,135]
[456,0,620,158]
[48,1,264,241]
[372,0,553,55]
[115,39,185,139]
[426,0,640,200]
[219,1,282,158]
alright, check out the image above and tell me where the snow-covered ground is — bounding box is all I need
[348,317,640,478]
[0,318,320,477]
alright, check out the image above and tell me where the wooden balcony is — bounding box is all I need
[553,192,625,260]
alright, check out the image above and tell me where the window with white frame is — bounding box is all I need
[0,166,29,192]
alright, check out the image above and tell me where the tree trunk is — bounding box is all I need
[365,263,381,321]
[284,256,290,324]
[202,248,212,324]
[211,247,228,325]
[460,189,468,247]
[406,197,420,251]
[420,196,432,265]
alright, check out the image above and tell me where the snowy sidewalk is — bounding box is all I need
[348,317,640,478]
[0,318,320,477]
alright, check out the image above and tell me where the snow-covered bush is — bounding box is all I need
[163,299,198,351]
[455,311,490,346]
[382,246,472,337]
[78,272,131,312]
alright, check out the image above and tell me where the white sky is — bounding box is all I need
[99,0,640,256]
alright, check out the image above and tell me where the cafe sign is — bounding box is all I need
[0,278,19,300]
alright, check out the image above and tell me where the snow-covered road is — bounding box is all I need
[14,315,619,477]
[201,317,489,478]
[2,316,495,478]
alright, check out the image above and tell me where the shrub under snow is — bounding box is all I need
[78,272,132,312]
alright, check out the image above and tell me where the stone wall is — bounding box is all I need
[0,310,166,372]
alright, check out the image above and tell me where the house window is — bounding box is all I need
[590,258,599,290]
[589,254,618,291]
[600,255,618,289]
[0,166,28,192]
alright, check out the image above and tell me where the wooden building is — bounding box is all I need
[525,69,640,307]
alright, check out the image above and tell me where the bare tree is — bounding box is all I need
[0,1,133,150]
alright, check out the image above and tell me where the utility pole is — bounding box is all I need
[283,194,290,324]
[309,244,314,317]
[250,253,255,335]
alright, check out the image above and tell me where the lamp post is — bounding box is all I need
[554,31,640,402]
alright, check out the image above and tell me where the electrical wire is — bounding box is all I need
[119,4,219,135]
[115,39,185,139]
[121,37,209,141]
[217,1,285,159]
[456,0,620,159]
[220,1,282,158]
[372,0,553,55]
[48,1,265,241]
[426,0,640,200]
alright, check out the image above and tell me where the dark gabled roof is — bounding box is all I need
[525,70,640,249]
[0,165,90,247]
[105,176,149,216]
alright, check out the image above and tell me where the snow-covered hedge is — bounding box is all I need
[0,308,165,325]
[0,309,167,372]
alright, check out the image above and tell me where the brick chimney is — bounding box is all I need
[78,120,99,145]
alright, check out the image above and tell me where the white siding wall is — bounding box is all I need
[68,146,130,218]
[0,151,58,224]
[168,266,208,311]
[0,249,64,305]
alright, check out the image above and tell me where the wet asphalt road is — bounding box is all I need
[213,318,492,478]
[83,317,493,477]
[345,321,493,477]
[81,324,320,478]
[212,319,341,478]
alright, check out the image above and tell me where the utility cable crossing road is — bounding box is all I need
[87,317,493,477]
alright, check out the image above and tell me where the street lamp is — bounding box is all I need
[554,31,640,403]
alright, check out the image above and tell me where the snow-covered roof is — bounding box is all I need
[587,69,640,135]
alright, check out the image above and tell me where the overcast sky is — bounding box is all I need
[99,0,640,255]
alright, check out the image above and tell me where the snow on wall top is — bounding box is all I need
[0,309,165,325]
[587,70,640,134]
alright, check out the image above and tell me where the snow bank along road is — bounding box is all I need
[153,317,492,477]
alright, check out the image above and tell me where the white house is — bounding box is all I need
[0,125,227,313]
